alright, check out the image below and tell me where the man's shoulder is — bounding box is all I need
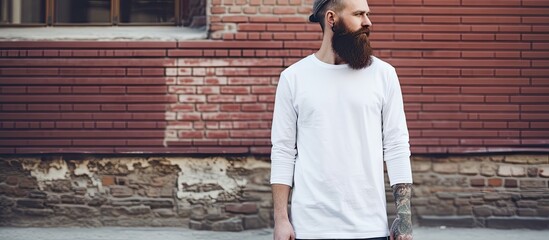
[370,56,396,72]
[280,54,314,77]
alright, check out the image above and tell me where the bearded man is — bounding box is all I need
[270,0,414,240]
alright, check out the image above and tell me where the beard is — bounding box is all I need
[331,20,373,70]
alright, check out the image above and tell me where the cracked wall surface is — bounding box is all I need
[0,155,273,230]
[1,154,548,230]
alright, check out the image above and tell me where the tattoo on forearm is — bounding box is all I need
[391,183,413,240]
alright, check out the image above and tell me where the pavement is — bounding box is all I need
[1,227,548,240]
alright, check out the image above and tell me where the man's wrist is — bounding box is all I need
[392,183,413,237]
[274,212,290,222]
[396,213,412,225]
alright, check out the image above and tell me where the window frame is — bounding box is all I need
[0,0,183,27]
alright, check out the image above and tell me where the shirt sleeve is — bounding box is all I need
[382,67,413,186]
[270,74,298,187]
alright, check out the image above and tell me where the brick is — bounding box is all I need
[204,77,228,85]
[436,192,457,200]
[395,16,422,23]
[173,111,198,122]
[505,155,548,164]
[178,41,282,49]
[28,190,47,199]
[206,131,229,139]
[179,131,204,139]
[102,176,115,186]
[5,176,18,185]
[540,167,549,178]
[454,198,470,207]
[461,104,518,112]
[169,86,195,94]
[222,16,248,23]
[242,104,267,112]
[423,33,460,41]
[273,6,296,14]
[411,161,431,172]
[520,180,546,189]
[517,208,537,216]
[456,206,473,216]
[169,104,194,112]
[197,104,220,112]
[423,0,460,6]
[243,7,257,14]
[517,200,537,208]
[527,167,539,177]
[225,203,258,214]
[179,95,206,103]
[472,206,492,217]
[19,178,38,189]
[488,178,503,187]
[205,122,219,129]
[521,87,549,94]
[220,86,250,94]
[211,6,225,14]
[498,165,526,177]
[17,199,45,209]
[459,162,478,175]
[228,77,270,85]
[208,95,235,103]
[273,33,296,40]
[539,207,549,217]
[168,50,202,57]
[211,218,243,232]
[230,129,270,138]
[110,186,133,198]
[470,178,485,187]
[238,23,266,31]
[215,50,229,57]
[422,130,497,137]
[243,215,266,229]
[197,86,220,94]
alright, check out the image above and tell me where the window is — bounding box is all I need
[0,0,46,25]
[55,0,111,24]
[120,0,174,24]
[0,0,206,27]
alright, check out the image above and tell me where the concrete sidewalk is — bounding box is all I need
[1,227,548,240]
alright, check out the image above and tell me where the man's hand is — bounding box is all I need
[272,184,295,240]
[390,215,412,240]
[389,183,413,240]
[274,219,295,240]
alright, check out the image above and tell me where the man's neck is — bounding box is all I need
[315,36,345,65]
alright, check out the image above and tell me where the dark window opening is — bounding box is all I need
[0,0,46,24]
[120,0,174,24]
[55,0,111,24]
[0,0,206,27]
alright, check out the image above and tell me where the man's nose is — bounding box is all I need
[362,16,372,27]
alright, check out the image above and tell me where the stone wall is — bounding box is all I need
[1,154,548,230]
[411,154,549,229]
[0,155,273,230]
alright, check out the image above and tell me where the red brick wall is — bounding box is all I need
[0,0,548,154]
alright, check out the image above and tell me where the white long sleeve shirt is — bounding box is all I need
[270,54,413,239]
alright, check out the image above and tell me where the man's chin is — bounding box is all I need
[346,56,372,70]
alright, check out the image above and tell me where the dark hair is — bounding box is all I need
[316,0,345,32]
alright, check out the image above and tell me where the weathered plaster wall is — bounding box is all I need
[1,155,272,230]
[1,154,548,230]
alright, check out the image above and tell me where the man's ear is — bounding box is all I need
[326,10,337,29]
